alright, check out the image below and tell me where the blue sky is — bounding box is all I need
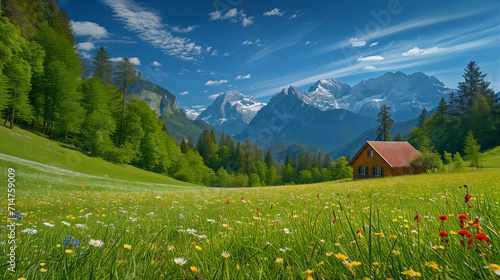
[64,0,500,118]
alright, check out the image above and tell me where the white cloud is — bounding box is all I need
[223,52,230,56]
[178,91,189,95]
[205,80,228,86]
[349,38,366,47]
[263,8,284,17]
[129,57,141,65]
[402,46,442,56]
[102,0,210,61]
[151,61,162,67]
[171,25,199,33]
[209,8,254,27]
[289,10,304,19]
[208,93,224,99]
[305,41,318,45]
[77,42,95,51]
[191,105,204,108]
[364,65,376,70]
[110,57,140,65]
[369,42,378,47]
[178,68,190,75]
[236,74,251,80]
[70,20,108,39]
[211,49,218,56]
[242,39,262,46]
[184,109,200,120]
[357,55,384,61]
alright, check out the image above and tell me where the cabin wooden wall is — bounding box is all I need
[352,144,393,176]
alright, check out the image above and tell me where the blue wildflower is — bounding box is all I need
[178,214,185,219]
[63,236,71,245]
[118,214,123,217]
[72,239,81,247]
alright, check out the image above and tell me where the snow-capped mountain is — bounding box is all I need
[329,71,452,121]
[197,91,266,135]
[235,86,377,152]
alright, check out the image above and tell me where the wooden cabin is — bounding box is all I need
[347,141,423,180]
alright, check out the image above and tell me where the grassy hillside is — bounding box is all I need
[480,145,500,168]
[0,125,199,188]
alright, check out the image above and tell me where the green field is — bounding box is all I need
[1,163,499,279]
[481,146,500,168]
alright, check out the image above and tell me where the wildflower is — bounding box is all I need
[63,236,71,245]
[43,222,55,227]
[438,215,448,221]
[465,193,471,203]
[72,239,81,247]
[40,263,46,267]
[195,245,202,251]
[392,250,400,255]
[389,235,398,240]
[303,269,314,274]
[457,214,468,220]
[414,214,421,223]
[373,262,379,266]
[40,268,48,273]
[458,230,469,236]
[276,258,284,264]
[335,253,348,261]
[326,252,333,257]
[178,214,185,219]
[190,266,198,272]
[307,276,313,280]
[65,250,73,254]
[317,261,324,266]
[433,245,445,250]
[402,269,421,277]
[345,261,362,269]
[375,233,385,237]
[174,257,186,266]
[89,239,104,248]
[124,244,132,250]
[221,251,230,258]
[168,245,175,251]
[484,264,500,276]
[475,234,491,242]
[284,228,290,234]
[439,231,448,237]
[18,278,27,280]
[57,244,61,248]
[426,262,440,270]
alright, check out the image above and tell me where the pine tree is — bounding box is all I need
[92,46,113,84]
[394,133,403,141]
[375,105,394,141]
[457,61,498,112]
[264,149,275,168]
[188,135,195,148]
[448,91,458,115]
[115,57,137,145]
[463,130,482,169]
[323,154,332,169]
[417,108,428,129]
[180,137,189,153]
[219,132,226,147]
[284,154,292,166]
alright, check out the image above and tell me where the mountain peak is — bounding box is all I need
[197,91,266,135]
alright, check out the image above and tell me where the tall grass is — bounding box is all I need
[1,167,499,279]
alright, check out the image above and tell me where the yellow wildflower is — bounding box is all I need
[426,262,440,270]
[40,263,46,267]
[65,250,73,254]
[402,269,421,277]
[335,253,348,261]
[276,258,284,264]
[124,244,132,250]
[326,252,333,257]
[195,245,202,251]
[190,266,198,273]
[375,233,385,237]
[389,235,397,240]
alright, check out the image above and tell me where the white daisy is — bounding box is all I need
[174,257,186,266]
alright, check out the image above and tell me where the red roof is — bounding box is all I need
[349,141,421,168]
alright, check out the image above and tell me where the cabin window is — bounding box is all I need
[359,166,368,175]
[367,150,374,157]
[373,166,384,176]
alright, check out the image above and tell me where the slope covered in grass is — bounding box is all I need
[481,146,500,168]
[0,126,198,187]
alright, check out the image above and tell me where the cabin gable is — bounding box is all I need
[351,143,392,177]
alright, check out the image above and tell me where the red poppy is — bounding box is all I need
[226,199,229,205]
[466,233,473,238]
[414,214,421,223]
[438,215,448,221]
[257,207,260,211]
[463,184,468,188]
[464,193,471,203]
[457,214,468,220]
[357,229,361,233]
[458,230,469,236]
[468,239,473,244]
[317,193,320,198]
[475,234,491,242]
[439,231,448,237]
[241,196,244,200]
